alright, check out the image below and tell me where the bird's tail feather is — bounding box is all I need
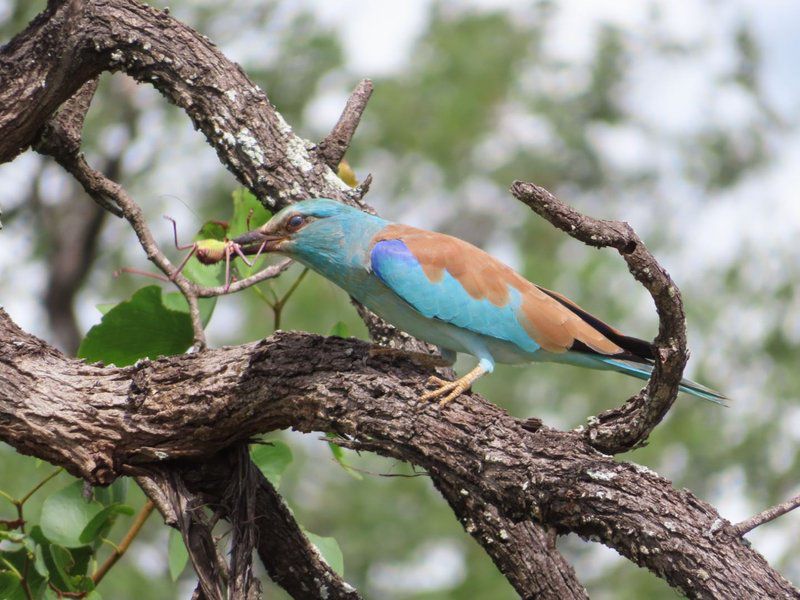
[597,357,728,405]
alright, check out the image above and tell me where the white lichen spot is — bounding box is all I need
[319,584,329,600]
[664,520,678,532]
[499,529,509,541]
[465,520,477,534]
[707,518,725,535]
[459,488,469,497]
[284,134,315,173]
[237,128,265,164]
[154,450,168,460]
[221,131,236,147]
[323,168,351,192]
[225,89,238,102]
[521,480,529,491]
[697,569,710,581]
[640,545,650,555]
[110,50,124,63]
[142,42,151,51]
[631,462,658,477]
[587,469,617,482]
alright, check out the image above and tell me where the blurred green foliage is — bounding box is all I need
[1,0,797,598]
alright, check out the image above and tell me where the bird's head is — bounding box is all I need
[232,198,379,265]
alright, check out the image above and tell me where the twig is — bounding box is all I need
[317,79,373,169]
[92,500,155,586]
[195,258,293,297]
[18,467,62,506]
[510,181,688,454]
[730,492,800,537]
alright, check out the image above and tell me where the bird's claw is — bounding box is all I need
[419,364,488,407]
[420,377,468,406]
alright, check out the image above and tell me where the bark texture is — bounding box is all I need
[0,311,796,599]
[0,1,797,598]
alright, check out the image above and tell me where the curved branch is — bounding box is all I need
[510,181,689,454]
[0,310,794,599]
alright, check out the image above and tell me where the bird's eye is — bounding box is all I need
[286,214,305,231]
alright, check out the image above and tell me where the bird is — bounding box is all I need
[233,198,726,406]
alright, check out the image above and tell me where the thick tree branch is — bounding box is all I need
[511,181,690,454]
[0,310,795,599]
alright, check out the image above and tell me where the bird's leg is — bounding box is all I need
[421,363,487,406]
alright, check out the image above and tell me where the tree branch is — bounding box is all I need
[316,79,373,169]
[730,491,800,537]
[510,181,690,454]
[0,310,794,598]
[136,469,228,600]
[180,447,361,600]
[0,0,359,210]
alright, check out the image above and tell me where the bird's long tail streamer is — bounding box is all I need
[597,357,728,405]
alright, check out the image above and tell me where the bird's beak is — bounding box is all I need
[232,229,287,255]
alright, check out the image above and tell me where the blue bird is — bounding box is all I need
[233,199,725,405]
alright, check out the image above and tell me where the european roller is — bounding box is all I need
[234,199,725,405]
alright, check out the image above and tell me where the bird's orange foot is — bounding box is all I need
[420,364,487,406]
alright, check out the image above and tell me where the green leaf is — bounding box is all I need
[305,531,344,576]
[110,479,128,506]
[167,528,188,582]
[0,572,24,600]
[78,286,194,367]
[183,257,225,289]
[95,303,115,316]
[328,321,350,338]
[40,481,103,548]
[250,441,293,487]
[197,220,228,241]
[229,188,271,237]
[48,545,75,590]
[162,292,216,328]
[326,435,363,480]
[69,574,96,593]
[79,504,134,544]
[92,479,127,507]
[33,544,49,578]
[0,530,26,544]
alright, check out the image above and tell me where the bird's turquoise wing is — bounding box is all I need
[370,238,540,353]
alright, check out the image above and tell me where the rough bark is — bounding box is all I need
[0,311,796,599]
[0,0,361,209]
[1,1,797,598]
